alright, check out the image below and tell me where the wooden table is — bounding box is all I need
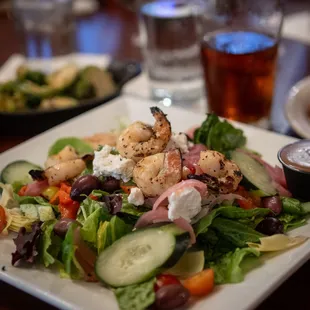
[1,2,310,310]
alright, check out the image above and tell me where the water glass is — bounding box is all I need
[139,0,203,104]
[12,0,76,58]
[200,0,284,126]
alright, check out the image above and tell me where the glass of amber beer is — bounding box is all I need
[200,0,283,125]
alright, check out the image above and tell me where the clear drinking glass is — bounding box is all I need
[200,0,284,126]
[12,0,76,58]
[139,0,203,103]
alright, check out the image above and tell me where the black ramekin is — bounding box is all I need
[278,140,310,201]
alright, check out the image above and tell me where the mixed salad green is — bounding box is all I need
[0,64,117,112]
[0,111,309,310]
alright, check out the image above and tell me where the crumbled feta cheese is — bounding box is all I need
[128,187,145,206]
[168,187,201,222]
[93,145,135,182]
[165,132,189,154]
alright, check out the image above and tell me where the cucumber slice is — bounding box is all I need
[250,189,272,198]
[166,250,204,278]
[95,226,190,287]
[301,202,310,214]
[1,160,41,185]
[231,151,277,196]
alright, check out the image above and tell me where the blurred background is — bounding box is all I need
[0,0,307,63]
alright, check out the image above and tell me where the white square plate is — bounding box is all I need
[0,95,309,310]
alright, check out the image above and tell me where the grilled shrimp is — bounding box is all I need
[117,107,171,162]
[193,150,242,193]
[133,149,182,197]
[45,146,79,168]
[45,159,86,186]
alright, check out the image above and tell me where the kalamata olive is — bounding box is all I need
[262,196,282,215]
[70,175,102,201]
[155,284,190,310]
[256,217,284,235]
[101,176,120,193]
[53,218,76,237]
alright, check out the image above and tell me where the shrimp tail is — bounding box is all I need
[150,106,166,116]
[150,106,171,140]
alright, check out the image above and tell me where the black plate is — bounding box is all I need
[0,60,141,136]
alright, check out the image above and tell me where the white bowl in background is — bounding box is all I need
[286,76,310,138]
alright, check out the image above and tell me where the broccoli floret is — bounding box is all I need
[23,71,46,85]
[0,81,19,96]
[25,94,41,109]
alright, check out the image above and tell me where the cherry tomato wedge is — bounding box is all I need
[183,269,214,296]
[235,186,261,210]
[120,184,136,195]
[18,185,28,196]
[89,194,99,201]
[0,205,7,234]
[237,198,256,210]
[154,274,181,291]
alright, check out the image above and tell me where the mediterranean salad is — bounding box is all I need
[0,107,309,310]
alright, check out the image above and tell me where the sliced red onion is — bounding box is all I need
[24,179,49,196]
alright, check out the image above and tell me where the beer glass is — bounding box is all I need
[200,0,283,125]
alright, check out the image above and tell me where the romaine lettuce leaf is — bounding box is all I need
[48,137,93,156]
[197,228,237,262]
[40,220,62,267]
[208,247,260,284]
[194,113,219,146]
[120,195,149,217]
[97,221,111,253]
[211,218,264,247]
[61,222,84,279]
[80,207,102,245]
[97,216,132,253]
[77,196,111,225]
[281,197,310,215]
[16,195,51,206]
[277,213,307,231]
[114,278,156,310]
[193,113,246,156]
[195,206,269,236]
[109,216,132,243]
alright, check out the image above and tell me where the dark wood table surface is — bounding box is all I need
[1,2,310,310]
